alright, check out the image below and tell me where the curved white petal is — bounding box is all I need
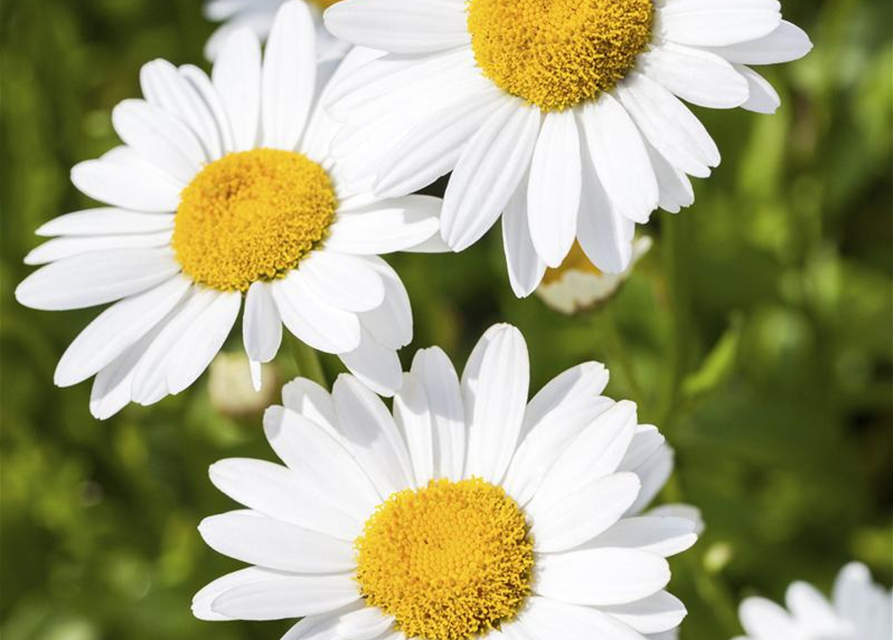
[527,109,582,267]
[534,548,670,606]
[272,271,362,354]
[442,98,541,251]
[394,372,435,486]
[324,0,469,54]
[339,326,404,398]
[736,65,781,114]
[281,377,338,431]
[211,572,359,620]
[410,346,466,481]
[262,0,316,150]
[212,27,261,151]
[199,509,355,573]
[209,458,363,540]
[659,0,782,47]
[25,231,172,266]
[332,374,415,495]
[35,208,174,237]
[327,195,441,255]
[52,275,190,387]
[71,156,182,212]
[515,597,646,640]
[600,591,688,635]
[585,516,699,558]
[642,43,749,109]
[705,20,813,65]
[112,99,205,183]
[243,281,283,366]
[141,58,223,160]
[503,174,547,298]
[300,250,385,313]
[356,256,413,350]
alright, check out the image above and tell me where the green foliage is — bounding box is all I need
[1,0,891,638]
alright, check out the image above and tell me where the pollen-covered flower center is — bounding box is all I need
[172,149,337,292]
[356,478,534,640]
[467,0,655,112]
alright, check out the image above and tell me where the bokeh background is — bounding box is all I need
[1,0,891,638]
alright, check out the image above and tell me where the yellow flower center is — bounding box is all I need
[356,478,534,640]
[542,242,603,284]
[309,0,342,8]
[466,0,655,112]
[172,149,337,292]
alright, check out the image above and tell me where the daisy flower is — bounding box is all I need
[322,0,813,297]
[538,236,653,315]
[734,563,892,640]
[193,323,701,640]
[15,1,443,419]
[204,0,348,63]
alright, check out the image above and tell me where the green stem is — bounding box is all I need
[289,336,328,388]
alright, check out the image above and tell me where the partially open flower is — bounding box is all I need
[538,236,653,315]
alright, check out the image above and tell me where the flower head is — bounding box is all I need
[734,563,892,640]
[323,0,813,297]
[16,2,444,419]
[193,324,700,639]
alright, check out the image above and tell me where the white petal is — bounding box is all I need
[356,256,413,350]
[372,82,504,199]
[530,473,641,553]
[24,231,172,266]
[211,572,359,620]
[165,291,241,395]
[199,509,355,573]
[281,377,338,431]
[576,145,636,274]
[586,516,698,557]
[212,27,261,151]
[785,581,840,629]
[324,0,469,54]
[281,608,362,640]
[394,372,435,486]
[130,287,218,405]
[516,597,646,640]
[738,597,798,638]
[209,458,362,540]
[263,405,381,516]
[659,0,781,47]
[272,271,362,354]
[642,43,749,109]
[736,65,781,114]
[531,401,637,507]
[89,326,163,420]
[262,0,316,150]
[410,346,466,481]
[53,276,191,387]
[299,250,385,313]
[705,20,812,65]
[332,374,415,495]
[36,208,174,237]
[71,157,182,212]
[327,195,441,255]
[503,362,612,505]
[462,324,530,484]
[646,143,695,214]
[535,548,670,606]
[16,248,180,311]
[527,110,582,267]
[442,98,541,251]
[193,567,273,621]
[503,175,547,298]
[179,63,236,154]
[339,327,404,398]
[579,94,658,224]
[336,607,395,640]
[112,99,206,182]
[618,426,666,473]
[600,591,688,635]
[615,72,719,178]
[243,281,282,364]
[628,445,675,515]
[140,58,223,160]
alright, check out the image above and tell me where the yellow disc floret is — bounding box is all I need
[542,241,602,285]
[467,0,654,112]
[356,478,534,640]
[172,149,337,292]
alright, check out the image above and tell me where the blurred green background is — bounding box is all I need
[1,0,891,638]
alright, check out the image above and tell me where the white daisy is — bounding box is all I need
[734,563,892,640]
[204,0,348,64]
[15,1,444,420]
[193,323,701,640]
[322,0,813,297]
[538,236,653,315]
